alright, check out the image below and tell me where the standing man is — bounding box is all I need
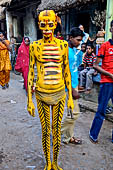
[27,10,74,170]
[0,32,12,89]
[61,27,84,144]
[89,20,113,143]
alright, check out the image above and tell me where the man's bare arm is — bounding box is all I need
[93,57,113,80]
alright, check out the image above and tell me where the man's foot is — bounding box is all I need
[106,107,113,114]
[69,137,82,145]
[5,83,9,88]
[2,85,6,90]
[23,84,25,89]
[51,162,63,170]
[44,163,51,170]
[89,135,98,144]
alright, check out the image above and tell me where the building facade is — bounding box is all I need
[38,0,107,40]
[0,0,41,41]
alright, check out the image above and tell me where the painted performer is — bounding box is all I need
[0,32,12,89]
[27,10,74,170]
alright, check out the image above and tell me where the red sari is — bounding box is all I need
[15,38,29,92]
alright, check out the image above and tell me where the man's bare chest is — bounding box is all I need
[34,43,64,63]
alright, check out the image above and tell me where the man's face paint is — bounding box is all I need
[38,10,57,40]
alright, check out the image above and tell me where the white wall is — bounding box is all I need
[13,17,18,38]
[24,6,37,42]
[6,10,13,40]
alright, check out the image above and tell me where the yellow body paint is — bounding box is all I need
[27,10,74,170]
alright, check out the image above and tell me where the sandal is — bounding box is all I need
[6,83,9,88]
[69,137,82,145]
[2,85,6,90]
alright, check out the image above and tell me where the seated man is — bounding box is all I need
[79,44,96,93]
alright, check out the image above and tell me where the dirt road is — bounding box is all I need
[0,72,113,170]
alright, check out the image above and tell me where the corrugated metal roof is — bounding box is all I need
[37,0,97,12]
[0,0,12,6]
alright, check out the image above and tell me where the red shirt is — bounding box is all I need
[97,39,113,83]
[83,52,96,67]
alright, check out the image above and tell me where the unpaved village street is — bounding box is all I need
[0,72,113,170]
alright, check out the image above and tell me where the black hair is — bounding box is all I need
[24,37,30,42]
[78,24,83,28]
[0,32,4,36]
[81,42,86,46]
[69,27,85,38]
[110,20,113,27]
[86,43,94,49]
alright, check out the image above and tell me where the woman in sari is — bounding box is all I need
[15,37,30,92]
[0,32,12,89]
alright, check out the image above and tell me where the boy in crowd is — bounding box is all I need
[61,27,84,144]
[78,43,86,73]
[81,43,87,54]
[79,44,96,93]
[89,20,113,143]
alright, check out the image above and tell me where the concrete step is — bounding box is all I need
[78,98,113,123]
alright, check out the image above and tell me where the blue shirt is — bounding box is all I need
[66,47,83,90]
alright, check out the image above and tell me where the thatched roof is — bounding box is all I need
[0,0,12,6]
[37,0,97,12]
[0,6,6,19]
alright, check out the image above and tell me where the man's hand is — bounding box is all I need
[2,39,6,44]
[67,98,74,111]
[0,38,6,44]
[110,74,113,80]
[72,88,80,100]
[93,71,98,76]
[27,101,35,117]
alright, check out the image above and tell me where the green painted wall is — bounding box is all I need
[105,0,113,41]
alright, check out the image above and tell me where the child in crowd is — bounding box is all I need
[79,44,96,93]
[81,43,87,54]
[56,31,64,40]
[78,43,86,72]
